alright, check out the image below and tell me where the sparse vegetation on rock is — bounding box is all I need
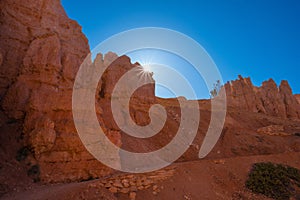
[210,80,222,98]
[27,164,40,182]
[16,146,30,162]
[246,162,300,200]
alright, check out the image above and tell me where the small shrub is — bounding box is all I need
[16,146,30,161]
[210,80,222,98]
[246,162,300,200]
[27,165,39,176]
[27,165,40,182]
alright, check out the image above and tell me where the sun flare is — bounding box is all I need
[142,64,152,73]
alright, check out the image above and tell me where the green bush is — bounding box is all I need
[246,162,300,200]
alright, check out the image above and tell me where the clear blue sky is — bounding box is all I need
[62,0,300,98]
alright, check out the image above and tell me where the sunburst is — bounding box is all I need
[135,64,154,84]
[142,64,152,73]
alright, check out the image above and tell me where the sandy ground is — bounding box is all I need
[1,151,299,200]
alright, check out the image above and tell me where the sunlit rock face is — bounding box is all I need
[225,75,300,119]
[295,94,300,104]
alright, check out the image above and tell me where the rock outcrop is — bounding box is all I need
[225,76,300,119]
[0,0,154,183]
[95,53,155,101]
[88,167,175,199]
[0,0,156,183]
[295,94,300,104]
[0,0,120,183]
[257,125,290,136]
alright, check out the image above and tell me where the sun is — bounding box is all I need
[142,64,152,73]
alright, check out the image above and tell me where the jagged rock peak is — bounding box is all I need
[225,75,300,119]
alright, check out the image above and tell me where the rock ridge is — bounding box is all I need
[225,75,300,119]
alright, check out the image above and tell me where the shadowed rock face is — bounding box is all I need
[0,0,116,183]
[225,75,300,119]
[0,0,155,182]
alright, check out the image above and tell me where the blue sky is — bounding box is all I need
[62,0,300,99]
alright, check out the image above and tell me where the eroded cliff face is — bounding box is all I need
[0,0,119,183]
[0,0,155,182]
[295,94,300,104]
[225,75,300,119]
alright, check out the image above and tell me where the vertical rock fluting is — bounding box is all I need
[224,76,265,113]
[0,0,121,183]
[225,76,300,119]
[95,53,156,144]
[279,80,300,119]
[0,0,156,183]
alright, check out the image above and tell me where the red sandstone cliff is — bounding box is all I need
[225,75,300,119]
[295,94,300,104]
[0,0,114,183]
